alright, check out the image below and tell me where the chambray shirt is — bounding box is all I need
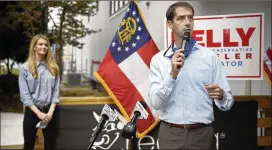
[18,62,60,108]
[148,40,234,125]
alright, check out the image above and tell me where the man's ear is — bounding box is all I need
[167,20,173,30]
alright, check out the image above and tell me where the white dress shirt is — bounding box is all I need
[148,41,234,125]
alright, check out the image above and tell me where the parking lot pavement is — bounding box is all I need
[1,112,24,146]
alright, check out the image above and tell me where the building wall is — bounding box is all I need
[87,1,271,95]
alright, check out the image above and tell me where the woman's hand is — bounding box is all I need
[46,110,54,122]
[37,112,50,124]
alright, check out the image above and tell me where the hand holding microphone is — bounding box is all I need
[171,49,185,80]
[170,31,191,80]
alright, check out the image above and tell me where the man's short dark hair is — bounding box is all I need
[166,2,194,21]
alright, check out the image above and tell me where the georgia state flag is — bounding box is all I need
[94,1,160,138]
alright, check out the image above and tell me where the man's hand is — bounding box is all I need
[205,84,224,100]
[170,49,185,80]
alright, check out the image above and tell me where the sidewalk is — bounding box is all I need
[1,112,24,146]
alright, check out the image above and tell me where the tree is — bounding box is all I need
[0,2,30,101]
[0,1,100,76]
[0,1,34,74]
[0,29,29,75]
[45,1,100,77]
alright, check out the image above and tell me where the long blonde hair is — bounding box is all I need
[27,34,59,79]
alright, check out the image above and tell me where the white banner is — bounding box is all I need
[164,13,264,80]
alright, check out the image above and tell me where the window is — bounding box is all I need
[110,1,115,15]
[119,1,124,8]
[115,1,119,12]
[109,0,130,17]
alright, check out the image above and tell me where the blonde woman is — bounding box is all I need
[18,34,60,150]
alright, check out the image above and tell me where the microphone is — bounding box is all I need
[177,31,191,69]
[87,104,117,150]
[93,114,108,136]
[181,31,191,50]
[92,104,117,135]
[99,104,117,122]
[121,101,149,139]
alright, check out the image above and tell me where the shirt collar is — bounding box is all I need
[167,38,197,59]
[36,61,46,67]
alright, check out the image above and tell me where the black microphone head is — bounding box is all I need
[101,114,109,120]
[134,110,141,117]
[121,122,136,139]
[182,31,191,41]
[134,101,147,117]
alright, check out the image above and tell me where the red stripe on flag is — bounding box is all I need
[266,47,272,61]
[264,62,272,81]
[98,50,142,114]
[137,39,159,68]
[97,50,155,133]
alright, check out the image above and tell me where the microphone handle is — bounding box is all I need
[181,39,187,50]
[98,114,108,128]
[87,114,108,150]
[93,114,108,135]
[177,39,187,69]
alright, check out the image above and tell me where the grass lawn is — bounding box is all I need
[0,68,19,75]
[60,85,108,97]
[0,145,23,149]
